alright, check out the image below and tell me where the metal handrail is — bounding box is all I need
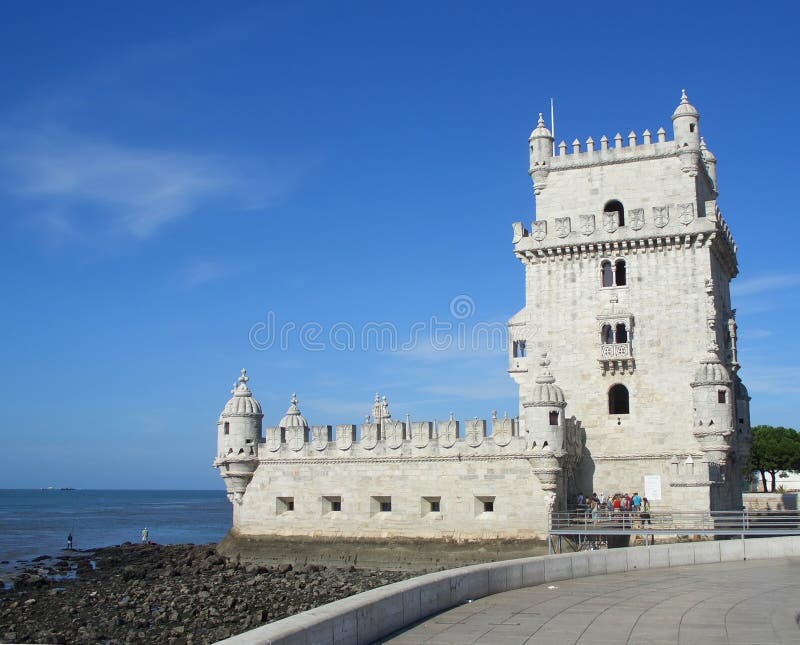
[549,509,800,536]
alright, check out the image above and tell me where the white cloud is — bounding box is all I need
[0,127,288,240]
[732,273,800,297]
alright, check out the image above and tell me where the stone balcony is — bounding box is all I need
[599,342,635,375]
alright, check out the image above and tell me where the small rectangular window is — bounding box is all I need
[718,390,727,404]
[421,496,441,515]
[277,497,294,514]
[371,496,392,515]
[475,495,496,516]
[224,422,230,435]
[549,410,559,426]
[323,496,341,513]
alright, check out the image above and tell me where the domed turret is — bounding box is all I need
[672,90,701,175]
[215,369,264,504]
[523,353,567,454]
[279,393,309,429]
[691,345,733,467]
[529,113,554,195]
[700,137,717,189]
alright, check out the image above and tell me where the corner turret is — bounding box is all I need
[672,89,701,176]
[690,344,734,468]
[529,114,554,196]
[523,353,567,454]
[214,369,263,504]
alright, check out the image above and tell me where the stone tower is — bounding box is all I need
[509,91,751,512]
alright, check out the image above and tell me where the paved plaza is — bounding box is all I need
[383,557,800,644]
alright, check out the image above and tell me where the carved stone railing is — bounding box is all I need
[600,342,631,359]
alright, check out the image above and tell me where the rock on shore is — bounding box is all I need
[0,542,417,644]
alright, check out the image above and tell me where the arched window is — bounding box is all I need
[615,323,628,343]
[614,259,627,286]
[513,340,527,358]
[608,384,630,414]
[604,199,625,227]
[601,324,614,344]
[549,410,559,426]
[601,260,614,287]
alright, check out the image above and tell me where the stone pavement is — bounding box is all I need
[382,557,800,644]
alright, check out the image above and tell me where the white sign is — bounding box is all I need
[644,475,662,501]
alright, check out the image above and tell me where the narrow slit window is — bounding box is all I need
[549,410,559,425]
[615,259,627,286]
[718,390,727,404]
[601,261,614,288]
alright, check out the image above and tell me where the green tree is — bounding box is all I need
[750,425,800,492]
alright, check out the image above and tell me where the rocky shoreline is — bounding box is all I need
[0,542,418,644]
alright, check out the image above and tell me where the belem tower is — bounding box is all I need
[213,92,752,544]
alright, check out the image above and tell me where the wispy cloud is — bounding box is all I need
[732,273,800,297]
[0,127,290,241]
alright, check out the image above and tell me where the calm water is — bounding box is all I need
[0,490,231,569]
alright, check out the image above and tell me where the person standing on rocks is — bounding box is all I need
[66,533,73,550]
[141,528,149,544]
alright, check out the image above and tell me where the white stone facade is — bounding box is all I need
[213,92,751,540]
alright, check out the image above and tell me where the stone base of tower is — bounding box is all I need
[216,530,549,572]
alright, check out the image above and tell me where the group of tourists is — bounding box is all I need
[575,491,651,524]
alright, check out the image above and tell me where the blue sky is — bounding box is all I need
[1,1,798,489]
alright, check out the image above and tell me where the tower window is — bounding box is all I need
[690,123,696,132]
[602,324,614,344]
[601,260,614,287]
[600,259,627,287]
[224,422,230,435]
[513,340,527,357]
[604,200,625,227]
[614,259,627,286]
[608,384,630,415]
[549,410,559,425]
[615,323,628,343]
[718,390,727,404]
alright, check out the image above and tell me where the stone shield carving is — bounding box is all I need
[532,220,547,242]
[677,202,695,226]
[579,214,595,236]
[629,208,645,230]
[653,206,669,228]
[438,420,458,448]
[493,419,513,447]
[602,212,618,233]
[336,424,354,451]
[361,423,378,450]
[266,427,281,452]
[554,217,571,238]
[511,221,524,244]
[286,427,305,452]
[384,420,404,450]
[465,420,485,447]
[311,426,329,451]
[412,422,430,448]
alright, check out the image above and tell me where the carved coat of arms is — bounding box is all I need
[579,214,595,236]
[361,423,378,450]
[554,217,571,238]
[628,208,645,230]
[653,206,669,228]
[384,420,404,450]
[602,211,618,233]
[286,427,305,452]
[439,420,458,448]
[412,422,430,448]
[511,221,525,244]
[493,419,513,447]
[677,202,695,225]
[532,220,547,241]
[266,427,281,452]
[336,424,354,451]
[465,419,485,447]
[311,426,329,451]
